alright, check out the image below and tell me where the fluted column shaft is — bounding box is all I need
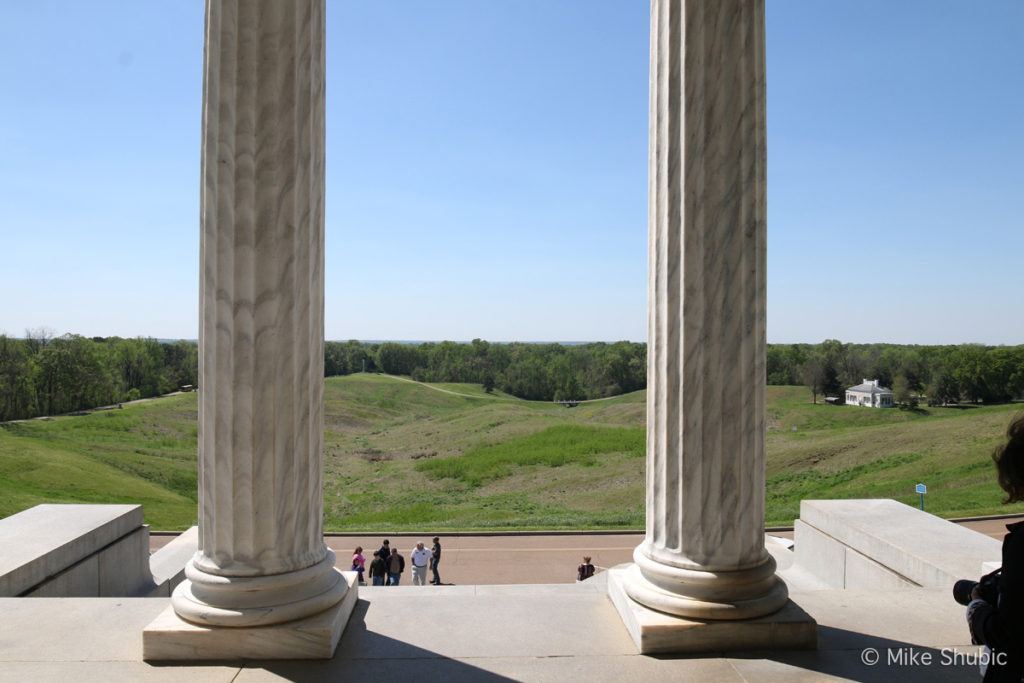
[624,0,787,620]
[172,0,344,628]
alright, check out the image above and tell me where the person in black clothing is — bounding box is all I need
[378,539,391,565]
[430,536,442,585]
[387,547,406,586]
[368,550,387,586]
[967,414,1024,682]
[577,556,596,582]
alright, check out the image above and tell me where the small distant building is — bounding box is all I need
[845,379,894,408]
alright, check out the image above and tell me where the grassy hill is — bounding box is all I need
[1,374,1021,530]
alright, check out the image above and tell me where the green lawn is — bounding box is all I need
[1,375,1021,530]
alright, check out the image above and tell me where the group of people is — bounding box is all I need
[351,537,442,587]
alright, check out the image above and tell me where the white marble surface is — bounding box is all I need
[608,566,816,655]
[0,504,146,597]
[195,0,327,580]
[145,571,356,661]
[148,526,199,597]
[161,0,339,634]
[0,581,982,681]
[798,499,1001,588]
[616,0,786,626]
[21,525,154,597]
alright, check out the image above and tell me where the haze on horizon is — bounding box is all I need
[0,2,1021,346]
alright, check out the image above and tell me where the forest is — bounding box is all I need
[767,340,1024,406]
[1,332,1022,421]
[0,332,197,421]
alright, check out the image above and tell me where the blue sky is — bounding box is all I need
[1,1,1021,344]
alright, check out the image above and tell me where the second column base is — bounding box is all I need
[143,570,358,661]
[608,565,817,655]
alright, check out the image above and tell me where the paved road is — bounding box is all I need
[957,516,1022,540]
[150,516,1023,585]
[324,534,640,585]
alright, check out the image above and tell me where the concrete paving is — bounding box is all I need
[0,574,985,682]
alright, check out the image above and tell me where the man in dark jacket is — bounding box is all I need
[967,415,1024,682]
[387,547,405,586]
[378,539,391,565]
[368,551,387,586]
[430,536,442,585]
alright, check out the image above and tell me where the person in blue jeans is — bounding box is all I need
[368,550,387,586]
[387,547,405,586]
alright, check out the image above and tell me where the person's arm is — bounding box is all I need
[970,531,1024,652]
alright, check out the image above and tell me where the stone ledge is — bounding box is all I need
[799,499,1000,588]
[142,570,357,661]
[0,504,144,596]
[607,565,817,655]
[148,526,198,597]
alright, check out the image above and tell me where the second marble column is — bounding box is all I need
[617,0,789,623]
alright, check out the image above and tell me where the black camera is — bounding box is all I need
[954,568,1001,606]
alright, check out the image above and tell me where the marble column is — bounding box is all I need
[145,1,354,659]
[609,0,803,648]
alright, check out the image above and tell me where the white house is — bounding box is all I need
[845,379,894,408]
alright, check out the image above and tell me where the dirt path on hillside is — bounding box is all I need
[377,373,627,405]
[1,392,186,424]
[379,374,521,401]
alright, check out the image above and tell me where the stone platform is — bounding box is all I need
[0,575,983,682]
[143,571,358,661]
[606,565,818,654]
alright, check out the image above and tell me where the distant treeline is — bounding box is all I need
[325,339,647,402]
[768,340,1024,405]
[0,334,645,421]
[0,331,197,421]
[2,333,1022,421]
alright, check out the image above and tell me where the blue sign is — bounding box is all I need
[915,483,927,495]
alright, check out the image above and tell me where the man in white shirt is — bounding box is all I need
[411,542,431,586]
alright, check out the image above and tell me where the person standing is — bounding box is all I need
[430,536,443,585]
[351,546,366,585]
[387,546,405,586]
[368,550,387,586]
[378,539,391,565]
[411,542,431,586]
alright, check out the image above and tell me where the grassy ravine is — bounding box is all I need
[1,375,1022,530]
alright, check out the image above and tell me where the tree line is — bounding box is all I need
[768,340,1024,406]
[0,330,198,421]
[2,333,1022,422]
[0,334,646,421]
[348,339,647,402]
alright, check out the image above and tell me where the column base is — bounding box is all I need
[608,565,817,654]
[143,570,357,661]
